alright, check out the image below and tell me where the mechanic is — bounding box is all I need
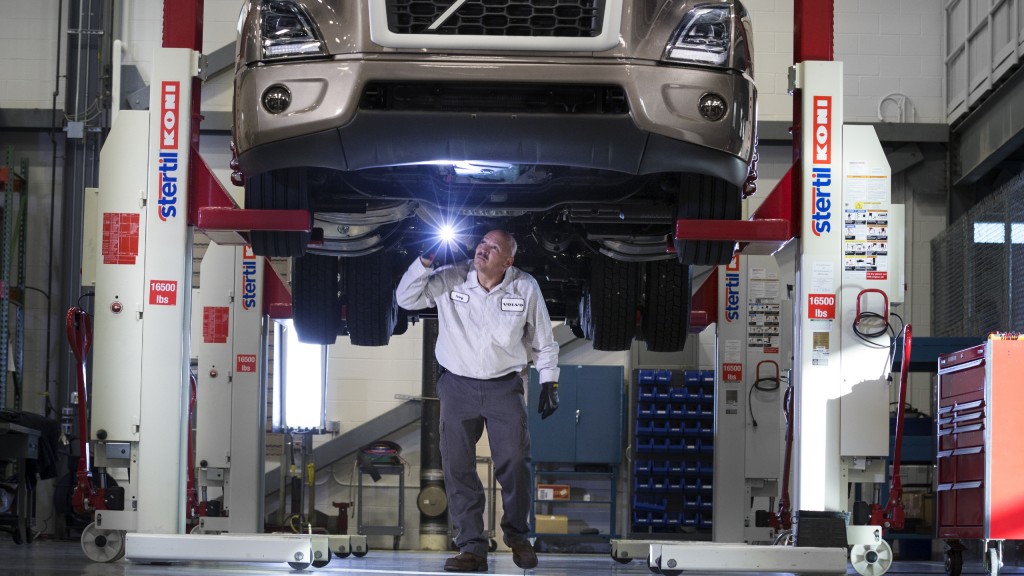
[396,229,560,572]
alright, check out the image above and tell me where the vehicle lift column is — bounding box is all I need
[86,47,197,549]
[193,243,367,558]
[712,251,791,546]
[638,60,904,576]
[192,243,268,535]
[82,47,328,568]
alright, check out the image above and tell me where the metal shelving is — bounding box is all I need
[0,146,27,410]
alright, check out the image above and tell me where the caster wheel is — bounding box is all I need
[353,548,368,558]
[189,524,220,535]
[658,555,682,576]
[945,549,963,576]
[611,551,632,564]
[648,554,662,574]
[850,539,893,576]
[489,538,498,552]
[986,547,1001,576]
[81,522,126,563]
[288,561,310,570]
[773,529,794,546]
[336,551,352,559]
[312,548,332,568]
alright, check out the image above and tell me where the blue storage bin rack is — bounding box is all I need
[633,497,667,512]
[632,369,714,535]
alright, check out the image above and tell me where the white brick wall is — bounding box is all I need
[0,1,949,121]
[744,0,945,122]
[0,2,64,108]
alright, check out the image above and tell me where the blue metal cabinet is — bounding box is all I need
[527,365,624,464]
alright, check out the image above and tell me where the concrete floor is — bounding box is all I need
[0,538,1019,576]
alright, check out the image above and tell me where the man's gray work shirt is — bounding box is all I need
[395,258,560,383]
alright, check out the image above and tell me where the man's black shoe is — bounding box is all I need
[444,552,488,572]
[504,536,538,569]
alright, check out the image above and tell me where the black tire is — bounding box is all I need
[586,256,638,351]
[642,260,692,352]
[292,253,342,345]
[945,550,963,576]
[343,251,398,346]
[392,308,409,337]
[674,174,741,266]
[569,321,585,339]
[245,169,311,257]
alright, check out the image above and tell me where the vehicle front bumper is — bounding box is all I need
[234,57,756,185]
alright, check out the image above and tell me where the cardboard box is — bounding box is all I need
[534,514,569,534]
[536,484,570,500]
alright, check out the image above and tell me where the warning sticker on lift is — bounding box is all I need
[236,354,257,373]
[149,280,178,306]
[807,294,836,320]
[101,213,140,265]
[843,204,888,280]
[203,306,230,343]
[722,363,743,383]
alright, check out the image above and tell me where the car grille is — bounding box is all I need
[361,83,629,114]
[385,0,604,37]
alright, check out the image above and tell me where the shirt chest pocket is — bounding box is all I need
[491,297,528,345]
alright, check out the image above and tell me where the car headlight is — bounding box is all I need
[664,4,731,68]
[260,0,325,59]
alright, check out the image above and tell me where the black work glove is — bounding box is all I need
[538,382,559,419]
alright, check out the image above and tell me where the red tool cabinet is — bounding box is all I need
[936,337,1024,541]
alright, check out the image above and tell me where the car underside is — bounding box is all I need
[246,163,741,352]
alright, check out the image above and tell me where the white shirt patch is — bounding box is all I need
[501,297,525,312]
[450,291,469,303]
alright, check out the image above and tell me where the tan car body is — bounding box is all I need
[233,0,756,187]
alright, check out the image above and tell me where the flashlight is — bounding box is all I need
[438,224,456,244]
[422,220,469,266]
